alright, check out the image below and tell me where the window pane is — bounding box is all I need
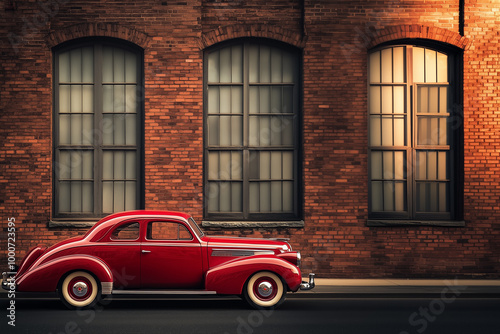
[59,85,70,113]
[207,182,219,212]
[259,151,271,180]
[393,47,405,83]
[113,49,125,83]
[370,151,382,180]
[217,87,229,114]
[208,50,220,83]
[125,86,137,113]
[371,181,383,211]
[125,181,136,210]
[381,86,392,114]
[439,86,448,113]
[231,182,242,212]
[249,45,259,83]
[383,181,395,211]
[259,182,271,212]
[413,47,425,83]
[125,114,137,145]
[59,114,70,145]
[82,85,93,114]
[282,181,293,212]
[271,48,282,83]
[71,85,82,113]
[219,47,231,83]
[208,87,219,114]
[271,181,282,211]
[437,52,448,82]
[393,115,405,146]
[282,152,293,180]
[207,116,219,146]
[381,116,393,146]
[70,48,82,83]
[381,48,392,83]
[103,46,113,83]
[249,183,259,212]
[271,151,282,179]
[231,45,243,83]
[425,49,437,83]
[369,116,381,146]
[125,51,137,83]
[282,52,294,82]
[219,182,231,211]
[59,52,70,83]
[113,85,125,113]
[219,116,231,146]
[369,51,381,83]
[393,86,405,114]
[231,87,243,114]
[259,46,271,82]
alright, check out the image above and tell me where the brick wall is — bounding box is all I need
[1,0,499,278]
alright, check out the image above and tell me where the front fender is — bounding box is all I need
[16,255,113,293]
[205,255,302,295]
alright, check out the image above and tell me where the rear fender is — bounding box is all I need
[16,255,113,293]
[15,245,46,278]
[205,255,302,295]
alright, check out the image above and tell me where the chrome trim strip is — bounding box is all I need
[211,249,275,257]
[112,290,217,295]
[101,282,113,295]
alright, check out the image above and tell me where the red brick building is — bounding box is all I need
[1,0,499,278]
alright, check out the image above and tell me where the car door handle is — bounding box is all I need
[141,250,151,254]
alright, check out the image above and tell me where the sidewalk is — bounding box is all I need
[294,278,500,297]
[2,278,500,298]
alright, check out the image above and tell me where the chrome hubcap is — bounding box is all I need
[258,282,273,297]
[72,282,88,297]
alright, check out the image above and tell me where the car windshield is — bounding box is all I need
[188,217,205,238]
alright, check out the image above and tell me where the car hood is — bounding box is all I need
[205,236,292,252]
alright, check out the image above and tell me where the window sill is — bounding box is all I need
[201,221,305,228]
[367,220,465,227]
[48,220,98,228]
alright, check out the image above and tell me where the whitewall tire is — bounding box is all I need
[244,271,286,309]
[59,271,101,310]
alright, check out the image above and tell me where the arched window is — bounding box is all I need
[53,38,143,218]
[204,39,302,221]
[368,44,462,222]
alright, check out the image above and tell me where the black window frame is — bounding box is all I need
[203,38,303,222]
[368,40,464,222]
[52,37,145,220]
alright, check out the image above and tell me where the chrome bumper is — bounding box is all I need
[299,273,315,290]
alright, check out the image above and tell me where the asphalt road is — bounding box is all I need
[1,295,499,334]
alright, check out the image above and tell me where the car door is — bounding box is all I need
[92,220,142,289]
[140,220,204,289]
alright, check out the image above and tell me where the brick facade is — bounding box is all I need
[1,0,499,278]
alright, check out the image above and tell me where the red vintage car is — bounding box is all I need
[2,210,315,309]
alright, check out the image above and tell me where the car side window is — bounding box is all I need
[110,222,140,240]
[147,222,193,241]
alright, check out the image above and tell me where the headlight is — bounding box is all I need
[297,252,301,268]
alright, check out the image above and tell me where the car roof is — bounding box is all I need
[85,210,193,241]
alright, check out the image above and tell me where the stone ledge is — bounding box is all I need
[48,220,98,228]
[201,221,305,228]
[367,220,465,227]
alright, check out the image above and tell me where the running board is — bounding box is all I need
[112,290,217,295]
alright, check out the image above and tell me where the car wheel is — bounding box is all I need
[59,271,101,310]
[244,271,286,310]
